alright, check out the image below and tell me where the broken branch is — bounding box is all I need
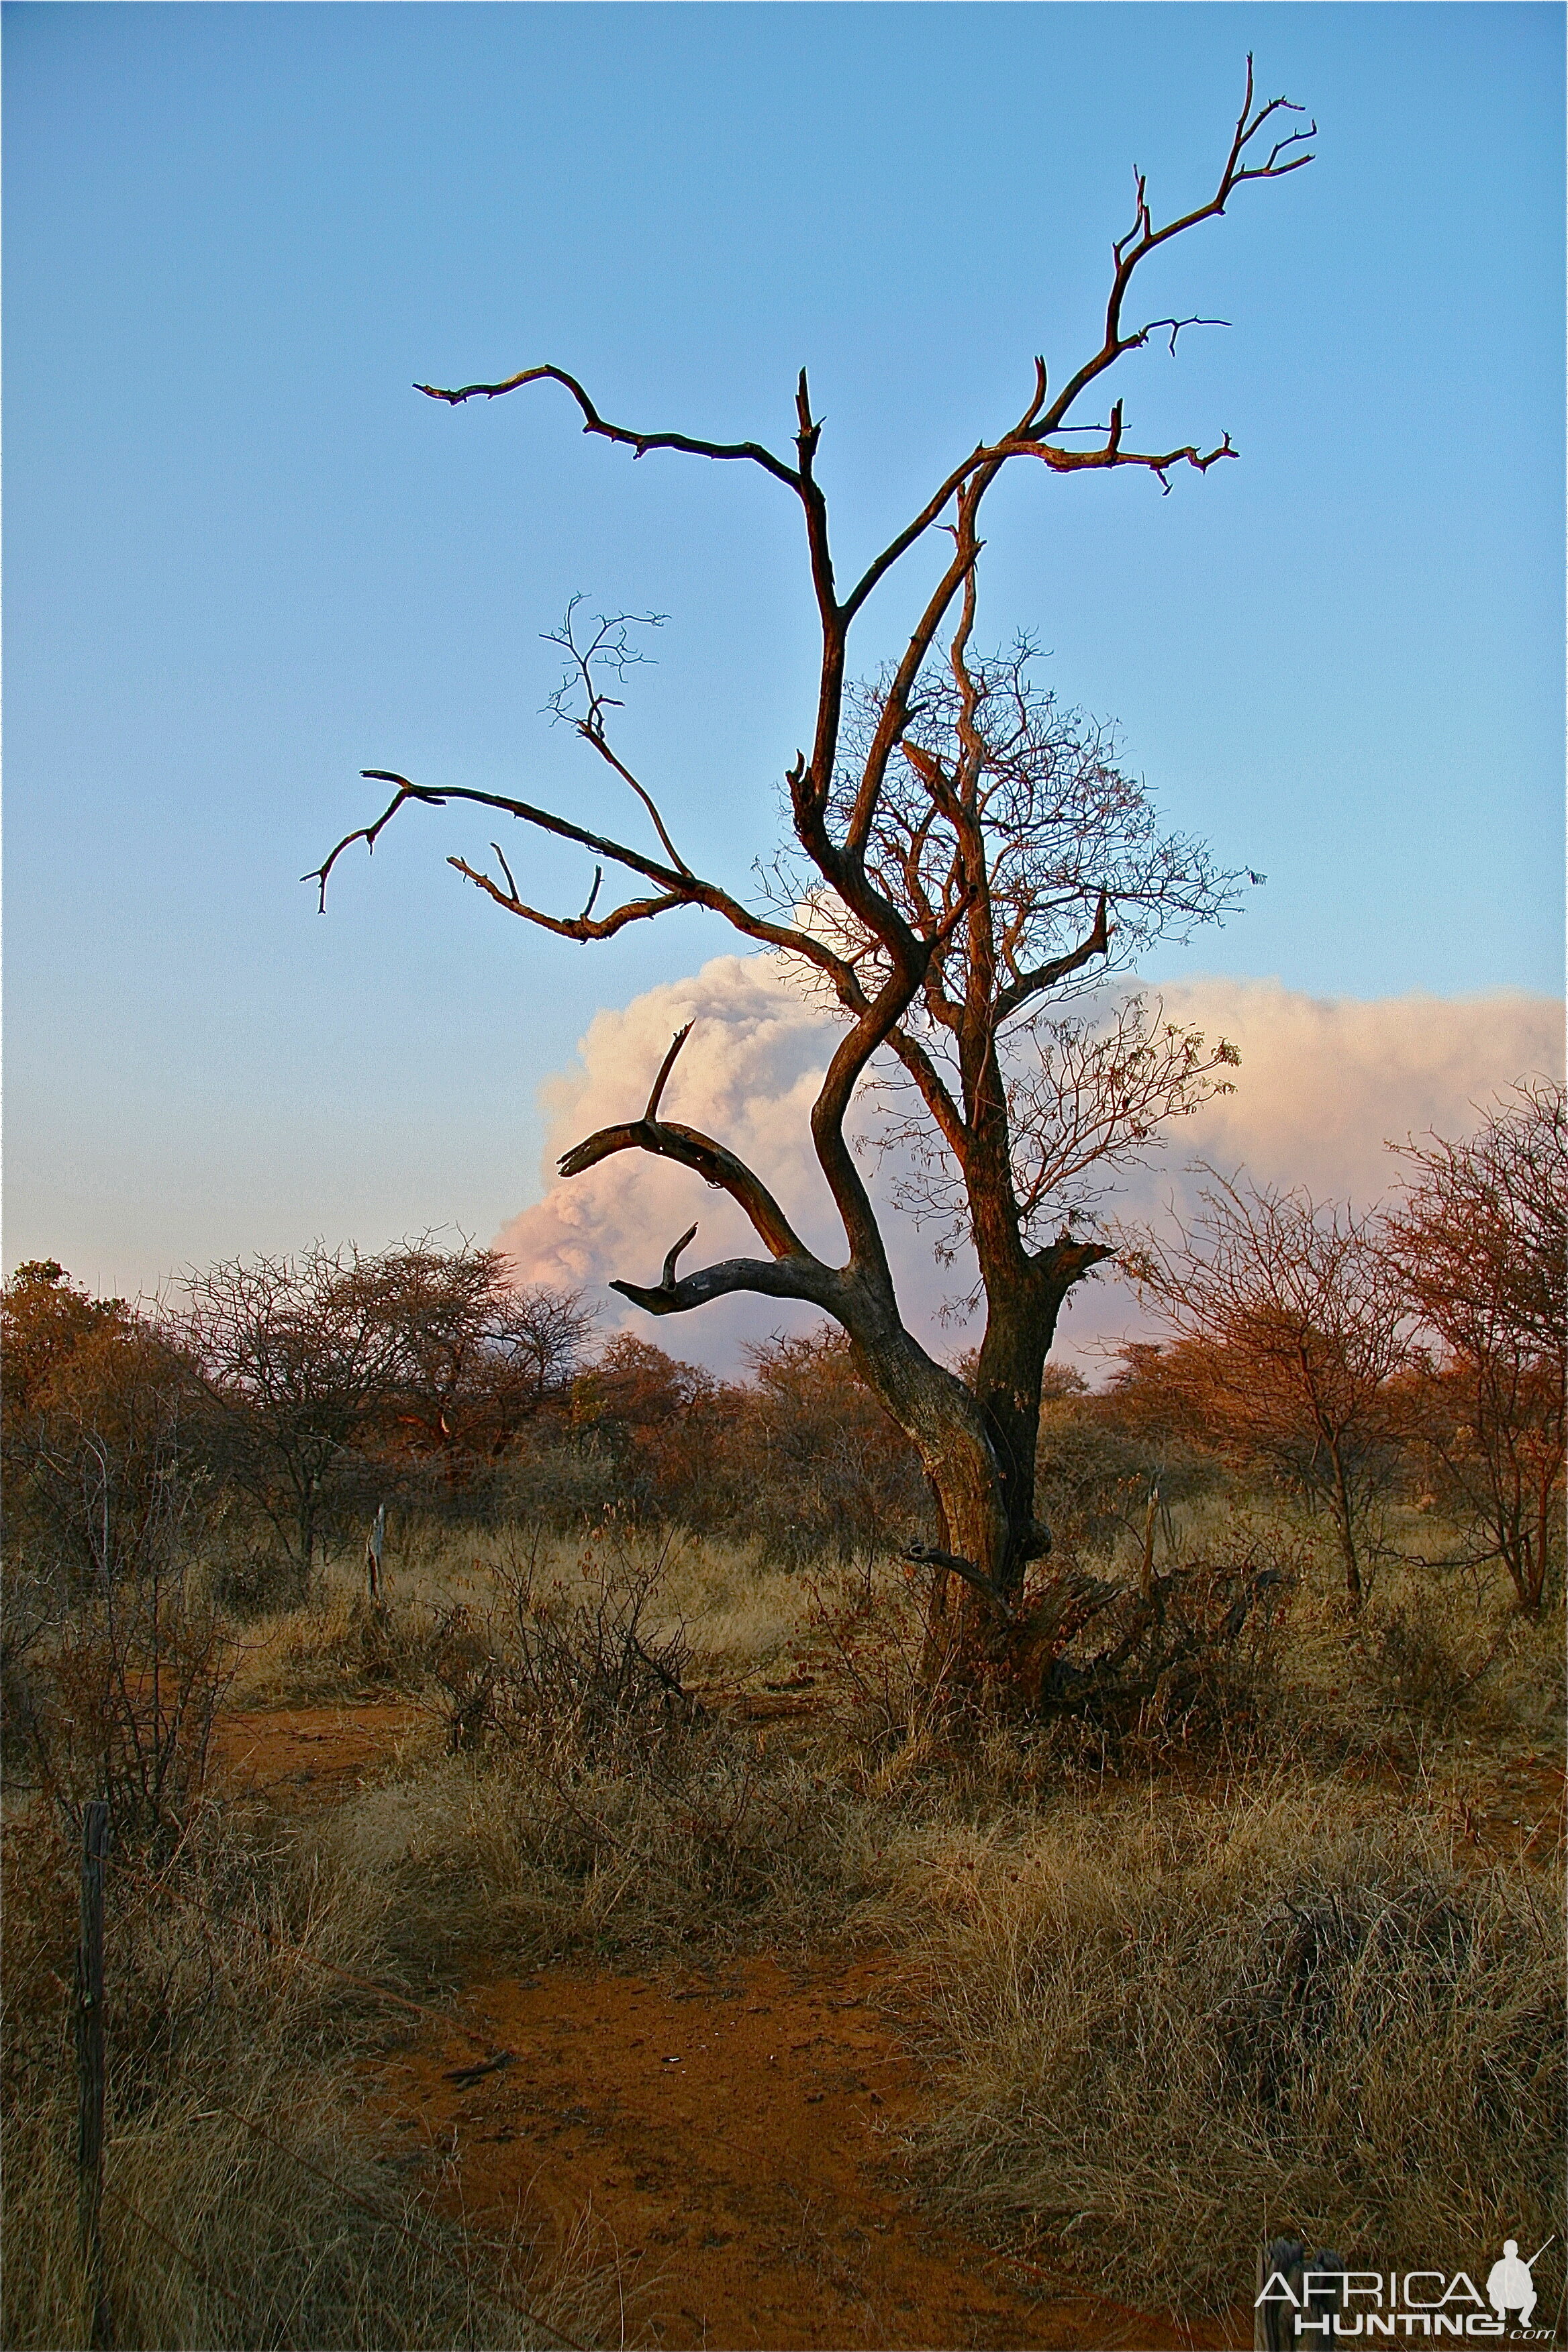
[645,1023,694,1121]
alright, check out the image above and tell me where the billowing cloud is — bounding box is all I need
[495,957,1562,1378]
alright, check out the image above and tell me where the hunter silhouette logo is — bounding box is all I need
[1254,2236,1557,2339]
[1485,2242,1551,2335]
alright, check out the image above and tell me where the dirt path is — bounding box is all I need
[214,1700,428,1806]
[213,1704,1242,2344]
[380,1954,1238,2351]
[213,1698,1561,2351]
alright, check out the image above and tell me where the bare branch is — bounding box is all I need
[311,770,872,999]
[577,729,696,877]
[611,1251,840,1318]
[644,1023,693,1121]
[557,1036,820,1269]
[1038,56,1313,438]
[903,1540,1016,1620]
[415,362,803,490]
[659,1222,699,1289]
[489,840,520,902]
[995,887,1112,1020]
[542,603,696,876]
[448,856,687,943]
[542,599,665,741]
[885,1026,969,1161]
[303,775,449,912]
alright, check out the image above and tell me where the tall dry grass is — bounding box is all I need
[899,1778,1563,2312]
[1,1794,619,2349]
[15,1497,1554,2345]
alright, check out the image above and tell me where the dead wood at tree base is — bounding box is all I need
[916,1555,1289,1732]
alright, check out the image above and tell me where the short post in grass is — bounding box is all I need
[366,1500,387,1604]
[75,1798,111,2345]
[1139,1480,1161,1601]
[1255,2240,1343,2352]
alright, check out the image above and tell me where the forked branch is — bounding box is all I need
[558,1029,822,1271]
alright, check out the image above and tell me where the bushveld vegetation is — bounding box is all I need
[3,1079,1563,2347]
[9,60,1563,2352]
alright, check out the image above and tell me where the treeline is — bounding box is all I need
[0,1244,926,1608]
[4,1080,1563,1619]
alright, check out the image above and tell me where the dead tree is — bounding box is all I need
[311,66,1313,1690]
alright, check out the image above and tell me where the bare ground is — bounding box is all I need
[213,1696,1562,2352]
[217,1702,1245,2349]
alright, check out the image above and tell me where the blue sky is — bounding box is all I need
[5,1,1563,1300]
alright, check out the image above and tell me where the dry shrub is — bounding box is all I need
[805,1557,931,1741]
[327,1718,872,1978]
[487,1529,699,1761]
[6,1567,238,1847]
[1030,1524,1300,1755]
[1,1798,612,2350]
[1365,1594,1476,1729]
[905,1781,1564,2310]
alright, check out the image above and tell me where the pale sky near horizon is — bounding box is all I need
[5,2,1563,1318]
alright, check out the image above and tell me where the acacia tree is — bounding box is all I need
[312,68,1313,1679]
[348,1246,595,1463]
[178,1241,595,1573]
[1383,1081,1567,1614]
[1120,1175,1410,1603]
[177,1244,416,1585]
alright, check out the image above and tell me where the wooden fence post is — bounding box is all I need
[1255,2239,1344,2351]
[1139,1481,1161,1600]
[366,1502,386,1604]
[75,1798,111,2347]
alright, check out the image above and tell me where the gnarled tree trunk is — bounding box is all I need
[311,66,1313,1702]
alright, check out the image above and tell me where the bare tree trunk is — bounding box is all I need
[839,1304,1015,1689]
[1328,1441,1363,1605]
[75,1800,111,2349]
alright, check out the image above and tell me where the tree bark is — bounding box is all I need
[1327,1440,1362,1605]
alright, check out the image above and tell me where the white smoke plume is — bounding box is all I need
[495,955,1562,1379]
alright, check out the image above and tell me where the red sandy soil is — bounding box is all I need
[380,1952,1243,2352]
[212,1698,1562,2352]
[1442,1750,1565,1863]
[213,1700,428,1806]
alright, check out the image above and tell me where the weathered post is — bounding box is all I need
[75,1798,111,2347]
[366,1500,386,1604]
[1139,1481,1161,1602]
[1255,2239,1344,2351]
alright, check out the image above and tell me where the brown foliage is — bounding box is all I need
[1,1263,236,1838]
[1384,1079,1566,1612]
[561,1328,927,1563]
[0,1260,139,1417]
[1121,1175,1410,1602]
